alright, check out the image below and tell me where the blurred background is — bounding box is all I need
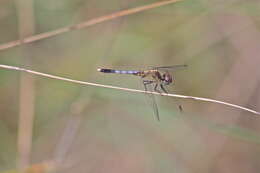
[0,0,260,172]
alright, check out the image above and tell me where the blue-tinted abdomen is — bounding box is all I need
[98,68,139,74]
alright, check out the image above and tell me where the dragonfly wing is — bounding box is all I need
[143,81,160,121]
[153,64,187,70]
[150,92,160,121]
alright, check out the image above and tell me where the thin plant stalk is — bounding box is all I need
[0,0,182,51]
[0,64,259,116]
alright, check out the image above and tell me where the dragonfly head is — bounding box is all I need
[162,72,173,85]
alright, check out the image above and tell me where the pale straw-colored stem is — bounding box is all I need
[0,0,182,51]
[0,64,259,116]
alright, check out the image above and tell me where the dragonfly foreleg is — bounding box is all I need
[160,84,168,94]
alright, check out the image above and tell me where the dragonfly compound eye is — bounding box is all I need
[163,74,172,85]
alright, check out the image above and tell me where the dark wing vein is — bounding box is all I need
[153,64,187,70]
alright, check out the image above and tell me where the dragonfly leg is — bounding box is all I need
[160,84,168,94]
[154,83,162,94]
[160,83,183,112]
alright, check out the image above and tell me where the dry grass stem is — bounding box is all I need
[0,0,182,51]
[0,64,259,116]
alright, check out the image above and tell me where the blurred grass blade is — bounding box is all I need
[0,0,183,51]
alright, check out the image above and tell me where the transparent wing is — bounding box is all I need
[143,81,160,121]
[150,92,160,121]
[153,64,188,70]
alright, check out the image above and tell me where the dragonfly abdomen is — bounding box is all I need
[98,68,139,75]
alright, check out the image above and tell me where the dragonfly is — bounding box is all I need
[97,65,187,121]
